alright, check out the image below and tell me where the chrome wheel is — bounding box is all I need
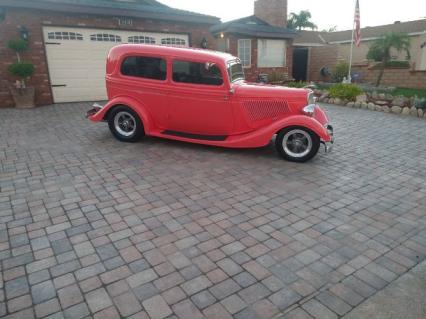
[282,129,313,158]
[114,111,136,137]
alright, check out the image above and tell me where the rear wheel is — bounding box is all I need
[108,106,144,142]
[276,127,320,162]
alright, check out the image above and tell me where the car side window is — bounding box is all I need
[172,60,224,86]
[121,56,166,81]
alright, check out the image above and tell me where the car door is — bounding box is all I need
[165,59,234,136]
[118,55,169,129]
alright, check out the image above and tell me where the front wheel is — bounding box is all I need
[108,106,144,143]
[276,127,320,162]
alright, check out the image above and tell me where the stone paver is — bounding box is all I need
[0,102,426,318]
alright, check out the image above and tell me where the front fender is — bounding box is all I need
[270,115,331,142]
[88,96,153,133]
[224,115,332,148]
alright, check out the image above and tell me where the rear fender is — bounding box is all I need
[88,96,153,133]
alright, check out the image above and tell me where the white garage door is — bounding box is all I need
[43,27,189,103]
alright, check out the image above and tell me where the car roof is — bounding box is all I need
[109,44,237,64]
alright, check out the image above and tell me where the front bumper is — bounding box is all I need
[322,124,334,153]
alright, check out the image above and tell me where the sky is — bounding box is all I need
[158,0,426,31]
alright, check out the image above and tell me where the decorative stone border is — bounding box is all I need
[316,92,425,119]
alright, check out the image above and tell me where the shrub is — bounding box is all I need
[385,60,410,68]
[371,60,410,69]
[331,62,349,82]
[7,39,28,53]
[329,83,363,101]
[414,97,426,110]
[268,71,284,83]
[286,81,308,88]
[8,62,34,79]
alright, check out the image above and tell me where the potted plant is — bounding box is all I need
[7,39,35,108]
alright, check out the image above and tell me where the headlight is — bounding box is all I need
[307,92,315,105]
[302,104,316,116]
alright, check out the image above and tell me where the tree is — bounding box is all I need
[287,10,317,31]
[322,26,337,32]
[367,32,411,86]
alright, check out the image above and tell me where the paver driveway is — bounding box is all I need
[0,103,426,319]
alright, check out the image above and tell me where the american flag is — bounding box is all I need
[354,0,361,46]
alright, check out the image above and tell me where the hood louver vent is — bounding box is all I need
[243,100,290,121]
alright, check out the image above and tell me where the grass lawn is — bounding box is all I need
[393,87,426,98]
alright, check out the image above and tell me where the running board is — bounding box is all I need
[162,130,227,141]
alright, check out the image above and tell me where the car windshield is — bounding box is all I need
[227,61,245,83]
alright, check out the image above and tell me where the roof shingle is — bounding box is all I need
[295,19,426,45]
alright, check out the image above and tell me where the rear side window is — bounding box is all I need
[172,61,223,86]
[121,56,166,80]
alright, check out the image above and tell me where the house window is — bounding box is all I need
[90,34,122,42]
[217,38,229,52]
[128,36,156,44]
[121,56,167,81]
[420,43,426,70]
[118,17,133,26]
[172,60,223,86]
[238,39,251,67]
[48,32,83,41]
[257,39,286,68]
[161,38,186,46]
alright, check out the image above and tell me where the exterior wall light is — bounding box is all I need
[20,26,29,41]
[201,38,208,49]
[220,33,224,38]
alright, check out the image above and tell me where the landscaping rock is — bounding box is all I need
[410,107,418,116]
[391,105,402,114]
[375,100,389,106]
[401,107,410,115]
[368,102,376,110]
[418,109,424,118]
[354,101,361,108]
[334,98,342,105]
[385,93,394,100]
[361,102,368,109]
[378,93,386,99]
[375,105,383,112]
[392,96,409,107]
[383,106,390,113]
[347,102,355,108]
[372,91,379,99]
[356,94,368,103]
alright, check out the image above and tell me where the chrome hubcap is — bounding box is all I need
[282,129,312,158]
[114,112,136,137]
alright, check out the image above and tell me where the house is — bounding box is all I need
[210,0,297,82]
[293,19,426,88]
[0,0,220,106]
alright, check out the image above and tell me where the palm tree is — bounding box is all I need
[287,11,317,31]
[367,32,411,86]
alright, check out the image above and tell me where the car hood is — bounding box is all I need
[233,81,309,105]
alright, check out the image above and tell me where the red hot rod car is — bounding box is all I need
[87,44,333,162]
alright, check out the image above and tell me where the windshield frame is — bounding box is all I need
[227,59,245,83]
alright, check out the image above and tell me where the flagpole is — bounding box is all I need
[347,1,356,83]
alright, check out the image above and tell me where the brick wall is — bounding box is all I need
[0,8,217,108]
[227,35,293,82]
[307,45,339,82]
[254,0,287,27]
[352,65,426,89]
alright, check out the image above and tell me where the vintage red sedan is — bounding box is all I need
[87,44,333,162]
